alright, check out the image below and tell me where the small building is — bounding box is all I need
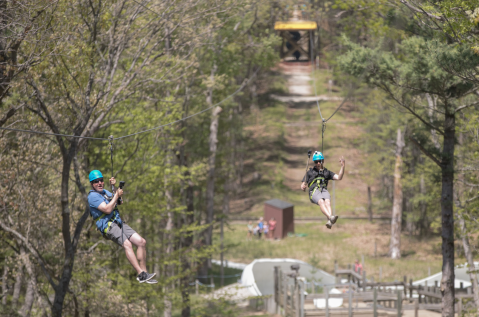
[264,199,294,239]
[413,262,479,290]
[274,8,317,62]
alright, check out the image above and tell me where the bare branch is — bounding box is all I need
[0,220,58,290]
[408,135,442,167]
[99,120,124,129]
[466,195,479,204]
[400,0,444,21]
[382,85,445,135]
[0,103,24,128]
[455,101,479,113]
[78,240,107,254]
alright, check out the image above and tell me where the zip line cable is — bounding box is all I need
[0,127,108,140]
[0,68,259,142]
[115,67,259,140]
[309,31,352,154]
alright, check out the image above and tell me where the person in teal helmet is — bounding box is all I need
[88,170,157,284]
[301,152,345,229]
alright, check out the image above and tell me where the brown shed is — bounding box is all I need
[264,199,294,239]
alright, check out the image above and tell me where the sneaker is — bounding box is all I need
[146,279,158,284]
[137,271,156,283]
[325,220,332,229]
[330,215,339,225]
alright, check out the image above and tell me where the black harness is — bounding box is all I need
[307,168,329,199]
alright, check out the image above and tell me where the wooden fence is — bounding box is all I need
[274,265,476,317]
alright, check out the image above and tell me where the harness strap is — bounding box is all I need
[310,186,317,199]
[308,176,326,188]
[93,209,119,222]
[94,213,107,222]
[104,220,114,234]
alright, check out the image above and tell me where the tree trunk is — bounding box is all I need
[179,83,193,317]
[18,279,34,317]
[250,82,258,112]
[221,180,229,287]
[419,174,428,237]
[19,244,48,317]
[205,64,221,263]
[164,152,174,317]
[2,261,7,305]
[220,109,233,287]
[458,213,479,308]
[11,262,23,308]
[367,186,372,222]
[181,172,194,317]
[440,112,455,317]
[52,151,76,317]
[454,131,479,309]
[389,128,404,259]
[426,94,441,151]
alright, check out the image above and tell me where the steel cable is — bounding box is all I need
[0,67,259,142]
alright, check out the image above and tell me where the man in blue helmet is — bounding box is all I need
[301,152,345,229]
[88,170,157,284]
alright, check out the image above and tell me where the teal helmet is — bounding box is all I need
[312,151,324,162]
[89,170,103,182]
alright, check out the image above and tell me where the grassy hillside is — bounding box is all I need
[216,221,443,283]
[230,65,371,218]
[219,64,458,284]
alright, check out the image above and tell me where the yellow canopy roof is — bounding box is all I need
[274,21,317,31]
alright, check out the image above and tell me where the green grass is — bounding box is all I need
[224,66,450,290]
[239,88,366,217]
[216,222,446,283]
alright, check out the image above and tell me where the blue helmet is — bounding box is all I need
[312,151,324,161]
[89,170,103,182]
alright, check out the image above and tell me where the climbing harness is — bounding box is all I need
[89,190,121,235]
[308,168,333,199]
[308,174,326,199]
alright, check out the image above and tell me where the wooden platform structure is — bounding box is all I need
[273,264,477,317]
[274,8,317,62]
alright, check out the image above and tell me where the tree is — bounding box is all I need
[340,35,479,317]
[0,0,56,127]
[0,0,280,314]
[389,128,405,259]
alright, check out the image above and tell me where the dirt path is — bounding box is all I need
[275,62,369,213]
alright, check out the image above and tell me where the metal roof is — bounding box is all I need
[265,199,294,209]
[241,258,336,296]
[274,21,317,31]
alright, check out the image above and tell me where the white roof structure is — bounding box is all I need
[241,258,336,296]
[211,259,247,270]
[413,262,479,289]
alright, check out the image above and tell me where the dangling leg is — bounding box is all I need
[317,199,332,219]
[312,189,334,229]
[129,233,147,272]
[123,239,143,274]
[324,199,338,225]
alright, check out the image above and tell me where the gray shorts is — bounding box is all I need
[310,188,331,204]
[105,222,137,246]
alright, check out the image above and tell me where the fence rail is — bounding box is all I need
[274,264,474,317]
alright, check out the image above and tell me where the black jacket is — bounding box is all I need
[302,167,335,191]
